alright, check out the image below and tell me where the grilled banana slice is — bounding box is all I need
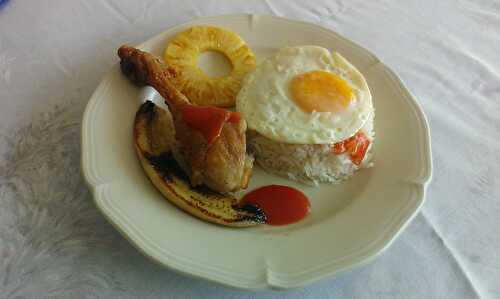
[134,101,265,227]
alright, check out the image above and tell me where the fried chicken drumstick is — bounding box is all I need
[118,45,252,193]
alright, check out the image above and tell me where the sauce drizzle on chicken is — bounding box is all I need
[182,104,241,145]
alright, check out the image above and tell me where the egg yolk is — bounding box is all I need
[290,70,354,113]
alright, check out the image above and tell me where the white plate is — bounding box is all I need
[81,14,432,290]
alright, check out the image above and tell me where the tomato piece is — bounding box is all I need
[333,140,346,154]
[332,131,370,166]
[349,132,370,166]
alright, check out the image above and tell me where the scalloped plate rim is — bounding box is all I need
[81,14,433,290]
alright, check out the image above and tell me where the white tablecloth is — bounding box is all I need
[1,0,499,298]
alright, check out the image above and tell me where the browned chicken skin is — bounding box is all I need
[118,45,252,193]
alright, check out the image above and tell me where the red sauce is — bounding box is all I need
[228,111,241,123]
[181,104,241,144]
[240,185,311,226]
[333,131,370,166]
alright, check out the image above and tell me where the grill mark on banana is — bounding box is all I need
[134,101,265,227]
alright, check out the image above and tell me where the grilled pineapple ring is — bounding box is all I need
[134,101,265,227]
[164,26,256,107]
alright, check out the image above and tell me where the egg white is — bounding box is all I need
[236,46,373,144]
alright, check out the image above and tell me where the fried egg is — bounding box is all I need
[236,46,373,144]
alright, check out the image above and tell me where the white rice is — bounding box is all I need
[247,115,374,186]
